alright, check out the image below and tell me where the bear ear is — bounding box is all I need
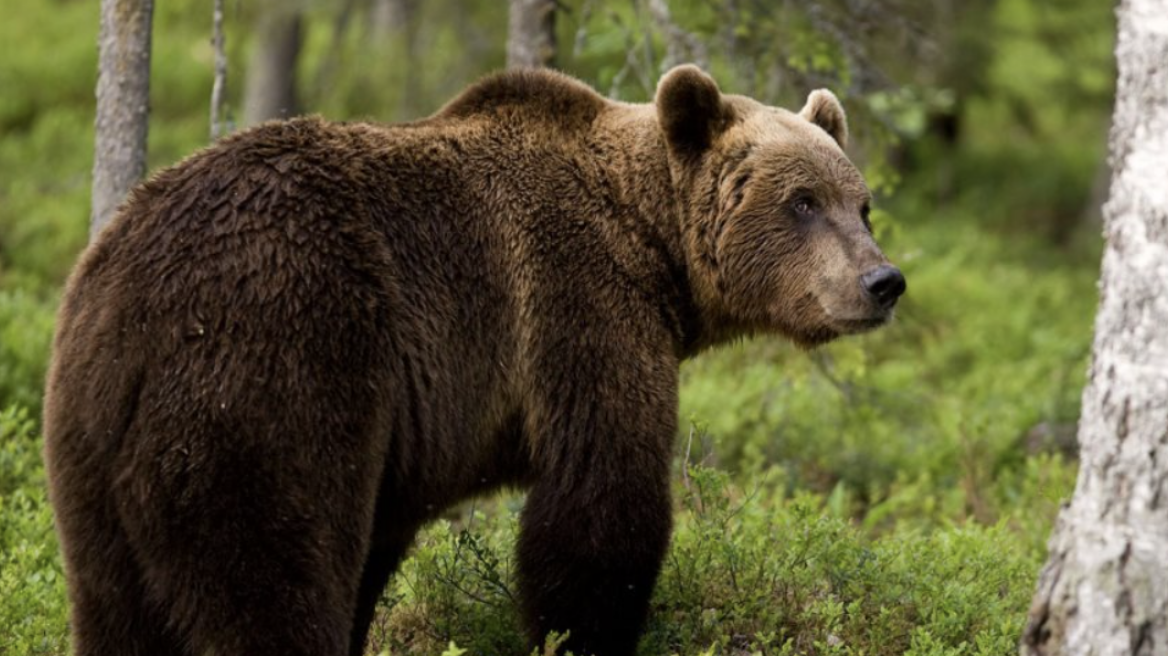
[656,65,730,157]
[799,89,848,149]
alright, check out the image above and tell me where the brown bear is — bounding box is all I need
[44,65,904,656]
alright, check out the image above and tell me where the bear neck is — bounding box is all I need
[590,104,735,357]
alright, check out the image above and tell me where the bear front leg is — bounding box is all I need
[518,467,672,656]
[517,337,678,656]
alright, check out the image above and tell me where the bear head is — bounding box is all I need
[656,65,905,348]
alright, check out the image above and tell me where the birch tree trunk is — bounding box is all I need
[507,0,556,69]
[209,0,228,140]
[1022,1,1168,654]
[90,0,153,240]
[242,8,302,126]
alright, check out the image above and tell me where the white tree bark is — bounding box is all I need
[1022,2,1168,655]
[507,0,556,69]
[209,0,228,140]
[91,0,153,240]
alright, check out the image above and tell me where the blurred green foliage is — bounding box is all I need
[0,0,1115,653]
[0,407,68,656]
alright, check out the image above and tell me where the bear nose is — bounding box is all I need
[860,265,906,307]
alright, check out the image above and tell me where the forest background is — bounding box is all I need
[0,0,1117,654]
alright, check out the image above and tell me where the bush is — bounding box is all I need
[375,509,527,655]
[646,466,1043,656]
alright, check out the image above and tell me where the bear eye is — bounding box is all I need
[792,197,815,217]
[861,203,872,233]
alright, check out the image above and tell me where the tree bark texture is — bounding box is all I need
[507,0,556,69]
[1023,2,1168,655]
[242,9,302,126]
[90,0,153,241]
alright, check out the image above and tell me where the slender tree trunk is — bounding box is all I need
[209,0,228,140]
[91,0,153,240]
[369,0,421,119]
[1022,1,1168,654]
[242,9,302,126]
[507,0,556,69]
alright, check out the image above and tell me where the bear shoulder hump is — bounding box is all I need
[436,69,607,128]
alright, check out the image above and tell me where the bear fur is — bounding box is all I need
[44,65,903,656]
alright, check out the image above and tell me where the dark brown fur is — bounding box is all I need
[44,66,900,656]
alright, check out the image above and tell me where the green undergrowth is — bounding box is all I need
[0,406,68,656]
[0,291,56,419]
[0,406,1064,656]
[359,463,1055,656]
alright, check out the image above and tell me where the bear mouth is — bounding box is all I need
[832,313,892,334]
